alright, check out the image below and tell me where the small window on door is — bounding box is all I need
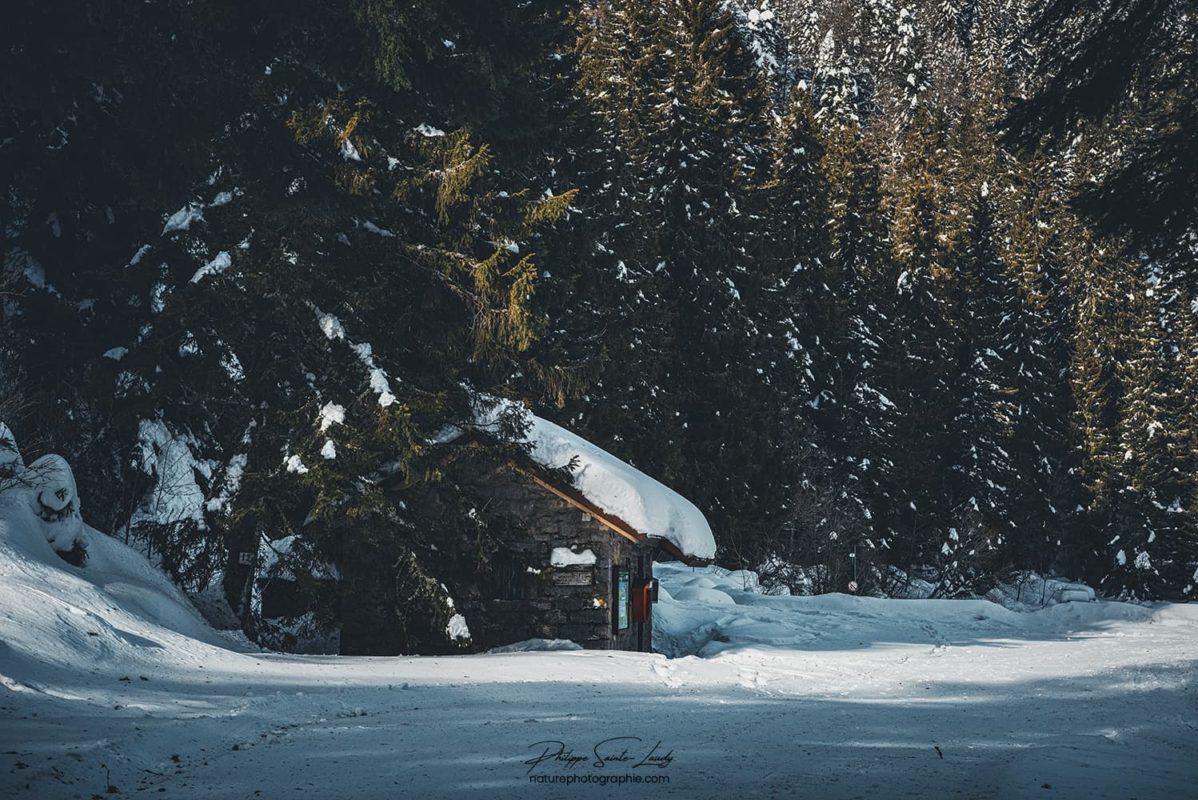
[492,550,530,601]
[614,567,630,631]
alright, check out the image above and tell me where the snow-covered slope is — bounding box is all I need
[0,481,246,694]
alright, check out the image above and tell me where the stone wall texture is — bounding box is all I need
[450,461,656,652]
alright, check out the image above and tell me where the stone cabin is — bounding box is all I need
[258,406,717,655]
[421,446,714,653]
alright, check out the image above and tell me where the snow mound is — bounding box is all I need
[487,638,583,654]
[0,428,245,691]
[0,497,241,684]
[471,397,716,561]
[672,586,736,605]
[652,562,1156,659]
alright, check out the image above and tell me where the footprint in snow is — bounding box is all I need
[651,659,682,689]
[920,623,949,653]
[738,669,768,691]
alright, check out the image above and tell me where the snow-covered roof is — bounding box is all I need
[463,399,717,563]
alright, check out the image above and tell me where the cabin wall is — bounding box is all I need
[260,456,660,656]
[450,462,655,652]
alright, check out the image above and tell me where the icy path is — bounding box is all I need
[1,506,1196,798]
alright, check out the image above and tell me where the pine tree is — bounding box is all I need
[565,0,814,567]
[769,84,834,416]
[877,107,960,571]
[820,120,894,585]
[1000,160,1088,575]
[649,0,799,565]
[558,0,684,475]
[1166,291,1198,595]
[1102,284,1171,597]
[940,188,1022,593]
[1099,282,1198,598]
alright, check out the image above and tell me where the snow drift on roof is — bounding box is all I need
[470,398,716,561]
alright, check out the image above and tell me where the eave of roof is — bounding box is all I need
[443,431,714,567]
[525,473,713,567]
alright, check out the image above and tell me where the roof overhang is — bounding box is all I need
[430,430,714,566]
[525,472,714,567]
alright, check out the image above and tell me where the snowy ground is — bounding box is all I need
[2,496,1196,799]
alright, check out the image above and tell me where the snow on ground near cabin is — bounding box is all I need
[2,505,1197,798]
[470,397,717,561]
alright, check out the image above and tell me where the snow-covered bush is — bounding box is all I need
[925,508,1013,599]
[871,565,936,599]
[255,612,342,655]
[27,454,85,552]
[748,437,879,596]
[0,422,22,489]
[0,425,86,559]
[986,572,1096,610]
[128,418,226,593]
